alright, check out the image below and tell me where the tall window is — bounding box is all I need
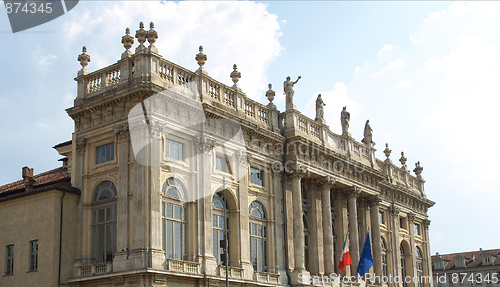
[381,237,388,277]
[216,154,231,173]
[250,167,263,186]
[162,178,186,260]
[213,192,229,265]
[400,244,408,287]
[29,240,38,271]
[96,143,114,164]
[416,246,424,287]
[92,181,117,263]
[249,201,267,272]
[379,211,385,225]
[5,245,14,275]
[165,139,184,161]
[414,223,421,236]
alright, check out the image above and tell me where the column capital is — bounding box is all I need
[390,204,401,217]
[114,123,129,142]
[288,165,307,179]
[408,212,416,223]
[76,137,86,153]
[368,195,382,207]
[423,219,431,229]
[346,186,361,198]
[235,149,250,166]
[319,175,336,188]
[195,136,214,154]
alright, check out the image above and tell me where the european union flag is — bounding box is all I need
[357,233,373,277]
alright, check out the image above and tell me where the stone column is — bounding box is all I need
[391,205,401,279]
[289,167,310,284]
[73,137,86,272]
[320,176,336,275]
[423,220,433,287]
[309,180,324,275]
[369,196,383,284]
[347,187,361,275]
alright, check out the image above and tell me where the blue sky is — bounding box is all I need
[1,1,499,255]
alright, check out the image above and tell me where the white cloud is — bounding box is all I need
[372,58,406,78]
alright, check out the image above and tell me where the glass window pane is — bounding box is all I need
[219,216,224,229]
[174,222,182,259]
[167,204,173,218]
[174,206,181,220]
[167,221,173,258]
[213,215,218,227]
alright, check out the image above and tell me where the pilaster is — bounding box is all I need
[309,180,324,276]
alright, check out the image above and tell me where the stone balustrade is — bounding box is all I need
[165,258,201,274]
[77,262,112,277]
[218,265,245,279]
[253,271,281,284]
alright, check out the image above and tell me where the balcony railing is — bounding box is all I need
[166,258,201,274]
[77,262,112,277]
[253,271,281,284]
[218,265,244,279]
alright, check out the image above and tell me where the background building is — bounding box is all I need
[0,23,434,287]
[432,249,500,287]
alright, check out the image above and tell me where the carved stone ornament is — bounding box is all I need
[369,195,382,207]
[76,138,86,152]
[315,94,326,122]
[122,28,134,52]
[195,46,207,68]
[230,64,241,90]
[114,123,129,141]
[340,106,350,136]
[235,149,250,166]
[423,219,431,229]
[390,204,401,217]
[196,137,214,154]
[408,212,416,223]
[346,186,361,198]
[399,151,407,167]
[383,143,392,160]
[135,22,147,50]
[266,83,276,109]
[319,175,336,187]
[413,161,423,178]
[288,164,307,178]
[77,46,90,70]
[146,22,158,47]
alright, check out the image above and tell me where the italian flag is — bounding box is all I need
[338,230,352,272]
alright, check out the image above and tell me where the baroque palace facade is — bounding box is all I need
[0,23,434,287]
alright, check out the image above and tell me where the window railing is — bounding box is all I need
[253,271,281,284]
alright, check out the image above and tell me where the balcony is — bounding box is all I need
[165,258,201,274]
[77,261,112,277]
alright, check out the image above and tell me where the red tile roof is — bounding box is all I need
[432,249,500,270]
[0,167,80,202]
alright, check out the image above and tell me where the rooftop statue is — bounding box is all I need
[340,106,350,136]
[315,94,325,122]
[361,119,374,146]
[284,75,301,110]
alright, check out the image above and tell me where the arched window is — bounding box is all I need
[92,181,117,263]
[400,243,408,287]
[162,178,186,260]
[213,191,229,265]
[416,246,424,287]
[249,201,267,272]
[381,237,388,277]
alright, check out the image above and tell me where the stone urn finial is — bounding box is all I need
[413,161,423,178]
[121,28,134,58]
[146,22,158,47]
[266,83,276,109]
[77,46,90,71]
[383,143,392,160]
[399,151,407,168]
[135,22,147,52]
[196,45,207,71]
[230,64,241,91]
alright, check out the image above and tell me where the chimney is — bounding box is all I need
[22,166,35,189]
